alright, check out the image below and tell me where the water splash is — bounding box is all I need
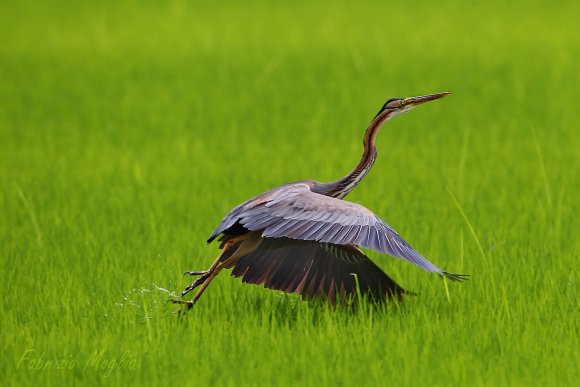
[116,281,179,321]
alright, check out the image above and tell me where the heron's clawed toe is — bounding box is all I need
[181,274,209,297]
[183,270,207,276]
[169,299,195,311]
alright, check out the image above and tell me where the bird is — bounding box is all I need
[172,92,467,309]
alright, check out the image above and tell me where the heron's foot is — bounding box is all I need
[181,271,212,297]
[183,270,208,276]
[170,299,195,308]
[169,299,195,316]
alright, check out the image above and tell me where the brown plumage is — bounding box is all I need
[172,92,467,310]
[222,233,409,303]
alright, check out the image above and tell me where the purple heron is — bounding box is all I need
[173,92,466,309]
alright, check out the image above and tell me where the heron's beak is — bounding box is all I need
[402,92,452,106]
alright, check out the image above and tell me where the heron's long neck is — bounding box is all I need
[323,112,388,199]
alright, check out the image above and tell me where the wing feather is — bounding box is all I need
[230,237,407,301]
[211,182,466,281]
[334,224,354,245]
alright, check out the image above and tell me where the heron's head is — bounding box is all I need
[375,92,452,119]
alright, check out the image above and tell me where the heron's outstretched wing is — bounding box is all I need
[225,236,408,302]
[209,182,466,281]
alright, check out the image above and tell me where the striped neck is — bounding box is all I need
[321,110,391,199]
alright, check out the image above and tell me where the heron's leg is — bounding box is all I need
[169,259,222,309]
[179,242,235,297]
[187,260,230,305]
[180,276,208,297]
[183,250,224,277]
[172,256,236,309]
[180,257,223,297]
[171,233,263,310]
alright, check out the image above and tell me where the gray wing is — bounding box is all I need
[209,182,465,281]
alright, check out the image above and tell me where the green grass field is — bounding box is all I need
[1,1,578,385]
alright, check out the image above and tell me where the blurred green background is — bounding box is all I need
[1,1,578,386]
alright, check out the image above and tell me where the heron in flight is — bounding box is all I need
[173,92,466,309]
